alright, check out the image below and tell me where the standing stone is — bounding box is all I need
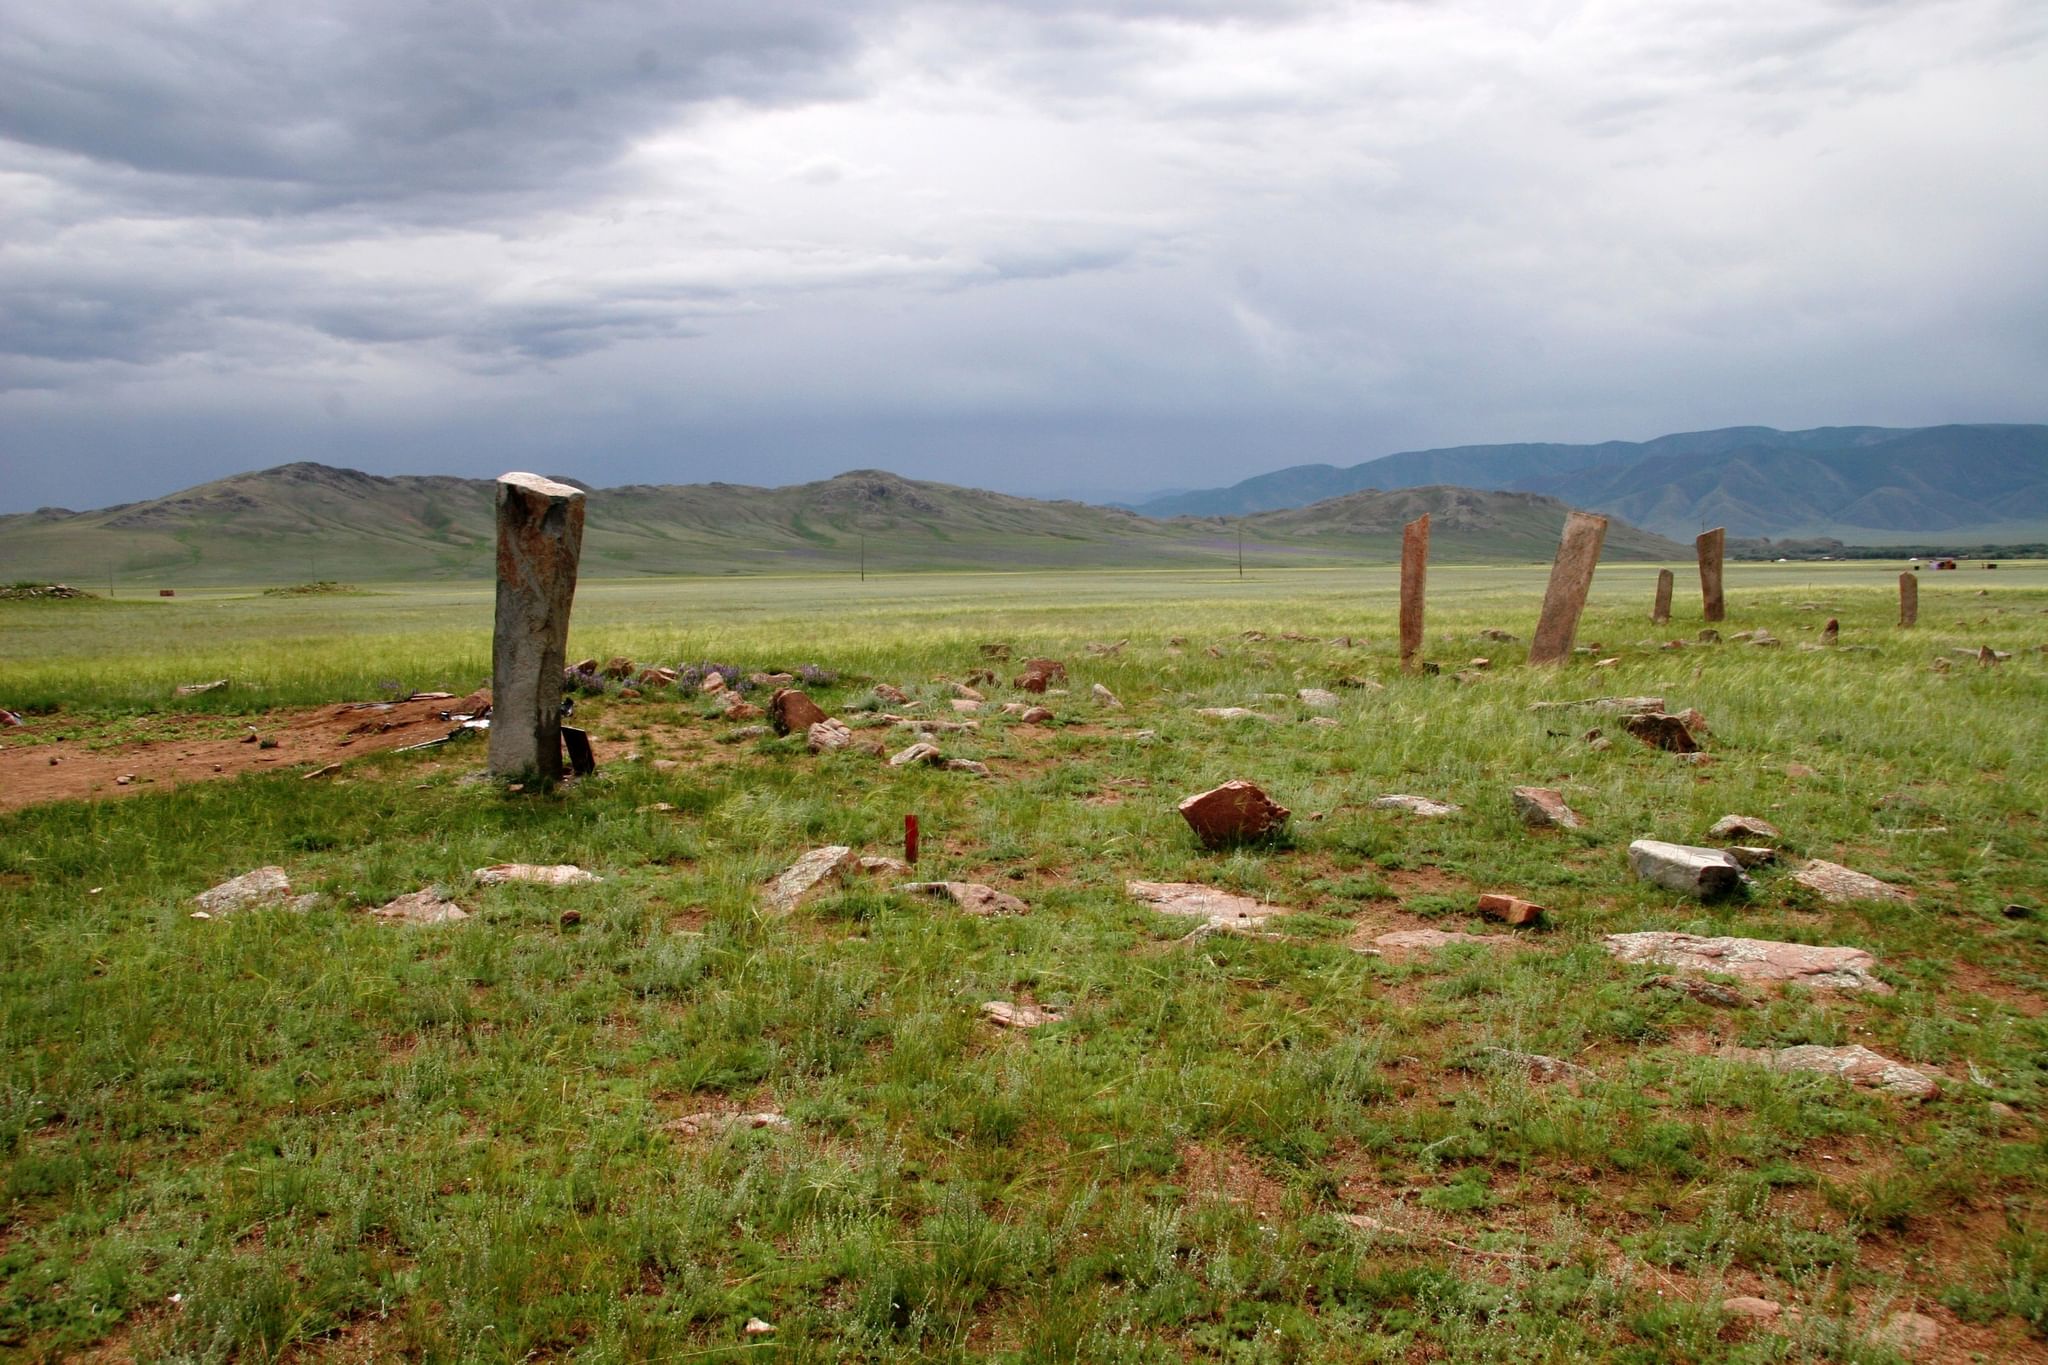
[1696,528,1726,623]
[1528,512,1609,665]
[1821,617,1838,644]
[768,689,829,735]
[1399,513,1429,673]
[1899,571,1918,627]
[1652,568,1674,625]
[488,473,585,781]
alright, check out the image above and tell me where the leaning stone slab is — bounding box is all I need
[1604,931,1887,992]
[903,881,1028,915]
[762,846,858,914]
[475,863,600,887]
[1769,1044,1939,1099]
[1794,859,1912,904]
[488,473,585,781]
[1178,780,1290,847]
[1372,794,1460,817]
[1513,786,1583,829]
[1627,840,1743,897]
[1528,511,1609,665]
[371,888,469,925]
[769,689,829,736]
[1127,880,1287,930]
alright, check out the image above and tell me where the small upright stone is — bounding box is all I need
[1091,683,1122,708]
[1651,568,1674,625]
[488,473,586,781]
[1898,571,1918,627]
[1820,617,1839,644]
[1177,780,1291,848]
[1626,840,1743,898]
[768,689,829,736]
[1512,786,1583,829]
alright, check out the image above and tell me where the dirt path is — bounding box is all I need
[0,695,488,811]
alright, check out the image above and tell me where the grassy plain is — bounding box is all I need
[3,560,2047,1362]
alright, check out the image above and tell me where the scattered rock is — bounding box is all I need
[1794,859,1912,904]
[904,881,1028,915]
[665,1111,792,1137]
[1638,974,1747,1006]
[1091,683,1123,708]
[1373,928,1508,951]
[1019,705,1053,723]
[1622,712,1699,753]
[1297,688,1339,710]
[1306,715,1340,729]
[475,863,601,887]
[603,657,636,679]
[1512,786,1583,829]
[950,698,983,714]
[1876,1310,1942,1355]
[1727,846,1777,868]
[982,1001,1063,1030]
[979,642,1013,660]
[722,725,771,743]
[953,683,985,701]
[942,758,991,777]
[1604,931,1886,991]
[1708,814,1779,842]
[1479,628,1516,642]
[744,1317,776,1337]
[1721,1296,1783,1324]
[873,683,909,703]
[888,740,943,767]
[638,666,679,686]
[174,679,229,697]
[1771,1044,1940,1099]
[1373,794,1460,817]
[192,866,312,916]
[1528,695,1663,715]
[723,700,764,721]
[1482,1047,1592,1083]
[1193,706,1271,721]
[1127,880,1287,930]
[762,846,858,913]
[856,855,909,875]
[1013,658,1067,692]
[768,689,829,736]
[807,718,855,752]
[1626,840,1744,897]
[1477,893,1544,927]
[371,888,469,925]
[1177,780,1291,848]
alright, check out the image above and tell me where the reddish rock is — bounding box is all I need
[1177,780,1291,848]
[873,682,910,704]
[1623,711,1699,752]
[1605,931,1886,992]
[768,688,829,735]
[602,656,635,679]
[1477,893,1545,927]
[904,881,1028,915]
[1794,859,1912,904]
[1512,786,1583,829]
[1012,657,1067,692]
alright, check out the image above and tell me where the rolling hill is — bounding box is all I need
[0,464,1683,586]
[1128,424,2048,540]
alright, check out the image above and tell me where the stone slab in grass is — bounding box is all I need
[474,863,600,887]
[1372,794,1460,817]
[1127,880,1287,930]
[1765,1044,1939,1099]
[1626,840,1743,898]
[371,888,469,925]
[1605,931,1887,992]
[762,846,857,914]
[1794,859,1913,904]
[981,1001,1064,1030]
[904,881,1028,915]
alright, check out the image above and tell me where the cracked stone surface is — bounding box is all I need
[1373,928,1510,951]
[1605,932,1887,991]
[762,846,858,914]
[903,881,1029,915]
[1372,794,1461,817]
[1127,880,1287,930]
[1794,859,1912,904]
[981,1001,1064,1030]
[475,863,600,887]
[191,866,307,915]
[371,888,469,925]
[1767,1044,1940,1099]
[1626,840,1744,897]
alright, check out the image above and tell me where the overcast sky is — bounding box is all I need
[2,0,2044,513]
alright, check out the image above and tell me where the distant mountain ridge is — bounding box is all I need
[1128,423,2048,538]
[0,464,1682,585]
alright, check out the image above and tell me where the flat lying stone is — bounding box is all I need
[371,888,469,925]
[1770,1044,1939,1099]
[856,855,910,875]
[1721,1296,1784,1323]
[1638,974,1747,1006]
[1794,859,1912,904]
[1373,928,1509,951]
[1297,688,1340,710]
[1127,880,1287,930]
[1528,695,1664,714]
[888,740,944,767]
[1728,846,1777,868]
[1626,840,1743,897]
[903,881,1028,915]
[981,1001,1063,1030]
[192,866,306,915]
[475,863,600,887]
[1178,780,1290,847]
[1513,786,1583,829]
[1193,707,1272,721]
[1709,814,1780,842]
[1372,794,1461,817]
[1481,1047,1593,1083]
[943,758,992,777]
[1605,931,1887,992]
[873,682,910,704]
[762,846,857,914]
[665,1110,792,1137]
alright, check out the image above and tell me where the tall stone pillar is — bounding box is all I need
[1899,571,1918,627]
[1528,512,1608,665]
[1696,528,1726,623]
[1652,569,1674,625]
[1399,513,1429,673]
[488,473,586,781]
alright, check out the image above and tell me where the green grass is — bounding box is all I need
[2,561,2046,1361]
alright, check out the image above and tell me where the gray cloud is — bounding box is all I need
[1,0,2044,513]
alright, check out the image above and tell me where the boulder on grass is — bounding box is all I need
[1626,840,1743,898]
[1177,780,1290,848]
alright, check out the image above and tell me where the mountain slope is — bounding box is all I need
[1129,424,2048,538]
[0,464,1681,584]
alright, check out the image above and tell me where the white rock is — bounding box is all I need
[1372,794,1460,817]
[1626,840,1744,897]
[761,846,857,914]
[474,863,600,887]
[1126,880,1287,930]
[1296,688,1340,710]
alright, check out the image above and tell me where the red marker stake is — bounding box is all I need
[905,814,919,865]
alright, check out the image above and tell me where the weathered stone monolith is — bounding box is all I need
[488,473,585,781]
[1652,568,1674,625]
[1528,512,1608,665]
[1899,571,1918,627]
[1399,513,1429,673]
[1696,528,1726,623]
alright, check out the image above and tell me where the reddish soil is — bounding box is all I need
[0,696,487,811]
